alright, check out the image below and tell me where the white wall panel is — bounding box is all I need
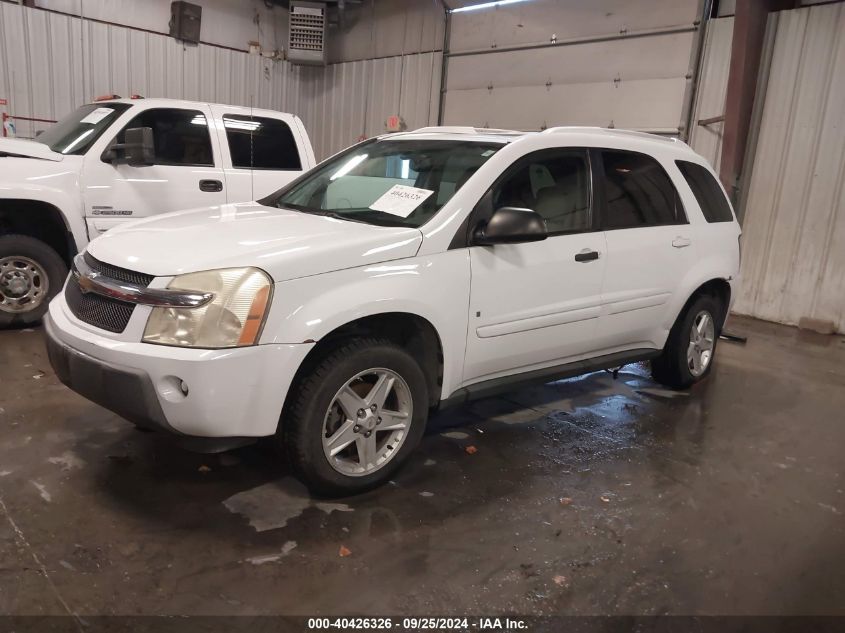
[688,17,733,170]
[442,0,701,133]
[36,0,287,53]
[0,3,440,159]
[733,3,845,333]
[448,0,698,53]
[443,77,686,131]
[326,0,446,62]
[34,0,444,62]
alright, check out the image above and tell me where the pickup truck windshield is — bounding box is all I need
[271,139,503,228]
[35,103,131,155]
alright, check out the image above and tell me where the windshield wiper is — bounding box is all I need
[280,204,369,225]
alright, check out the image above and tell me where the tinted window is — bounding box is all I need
[493,150,591,234]
[600,150,684,229]
[676,160,734,222]
[116,108,213,166]
[223,115,302,170]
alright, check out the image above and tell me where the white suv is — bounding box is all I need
[45,126,741,495]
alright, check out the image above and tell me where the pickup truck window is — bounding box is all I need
[223,114,302,170]
[115,108,214,167]
[272,139,502,228]
[35,103,131,155]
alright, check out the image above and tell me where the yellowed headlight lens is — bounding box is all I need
[143,267,272,348]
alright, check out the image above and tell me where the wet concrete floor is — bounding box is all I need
[0,315,843,616]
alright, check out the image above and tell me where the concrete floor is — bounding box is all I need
[0,315,843,617]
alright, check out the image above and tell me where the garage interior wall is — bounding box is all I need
[441,0,703,134]
[732,2,845,333]
[0,0,444,160]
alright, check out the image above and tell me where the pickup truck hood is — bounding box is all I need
[0,138,63,161]
[88,202,424,282]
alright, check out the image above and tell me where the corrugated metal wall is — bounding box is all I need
[688,16,734,170]
[0,3,441,160]
[442,0,702,133]
[733,2,845,333]
[35,0,288,52]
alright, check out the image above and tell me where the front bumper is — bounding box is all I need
[45,296,314,444]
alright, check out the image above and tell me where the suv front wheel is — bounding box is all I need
[652,293,723,389]
[281,337,429,496]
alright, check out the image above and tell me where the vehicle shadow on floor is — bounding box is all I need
[71,365,713,542]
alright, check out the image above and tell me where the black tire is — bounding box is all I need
[652,293,724,389]
[280,337,429,497]
[0,234,68,328]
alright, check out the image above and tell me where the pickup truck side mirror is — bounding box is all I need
[472,206,548,246]
[103,127,155,167]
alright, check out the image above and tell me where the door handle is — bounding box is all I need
[199,179,223,193]
[574,249,600,262]
[672,236,692,248]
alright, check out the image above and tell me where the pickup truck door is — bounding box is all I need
[462,148,606,385]
[208,105,312,203]
[81,104,226,237]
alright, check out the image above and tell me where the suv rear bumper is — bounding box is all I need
[45,297,314,443]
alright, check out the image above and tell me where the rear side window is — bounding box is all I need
[117,108,214,166]
[600,150,685,229]
[223,115,302,170]
[676,160,734,222]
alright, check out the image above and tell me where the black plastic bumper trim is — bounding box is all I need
[43,315,256,453]
[439,348,661,409]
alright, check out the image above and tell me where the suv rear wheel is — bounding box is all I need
[0,235,67,327]
[280,337,429,496]
[652,293,723,389]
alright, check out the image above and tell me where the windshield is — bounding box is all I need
[35,103,131,155]
[269,139,503,228]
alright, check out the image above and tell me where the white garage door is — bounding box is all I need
[442,0,701,134]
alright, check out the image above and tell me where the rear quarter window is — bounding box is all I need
[676,160,735,223]
[223,115,302,170]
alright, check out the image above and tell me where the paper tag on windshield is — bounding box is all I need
[80,107,115,125]
[369,185,434,218]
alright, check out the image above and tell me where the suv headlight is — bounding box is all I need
[143,267,272,348]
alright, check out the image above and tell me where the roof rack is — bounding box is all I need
[541,126,679,142]
[410,126,522,135]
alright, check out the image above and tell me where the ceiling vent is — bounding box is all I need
[288,1,327,66]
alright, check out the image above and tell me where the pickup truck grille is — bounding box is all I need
[65,254,154,334]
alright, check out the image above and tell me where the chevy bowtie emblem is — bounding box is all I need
[77,270,100,294]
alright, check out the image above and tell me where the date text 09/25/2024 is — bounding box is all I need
[306,617,529,631]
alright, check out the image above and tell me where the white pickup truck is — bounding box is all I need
[0,97,315,326]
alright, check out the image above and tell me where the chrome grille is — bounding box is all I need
[65,255,153,333]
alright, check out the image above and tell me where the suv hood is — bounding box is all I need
[87,202,424,282]
[0,138,63,161]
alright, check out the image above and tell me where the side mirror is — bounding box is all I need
[472,206,548,245]
[103,127,154,167]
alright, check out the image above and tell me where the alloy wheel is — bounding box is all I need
[321,368,413,477]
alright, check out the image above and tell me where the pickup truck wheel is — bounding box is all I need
[651,294,722,389]
[0,235,67,327]
[281,337,429,497]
